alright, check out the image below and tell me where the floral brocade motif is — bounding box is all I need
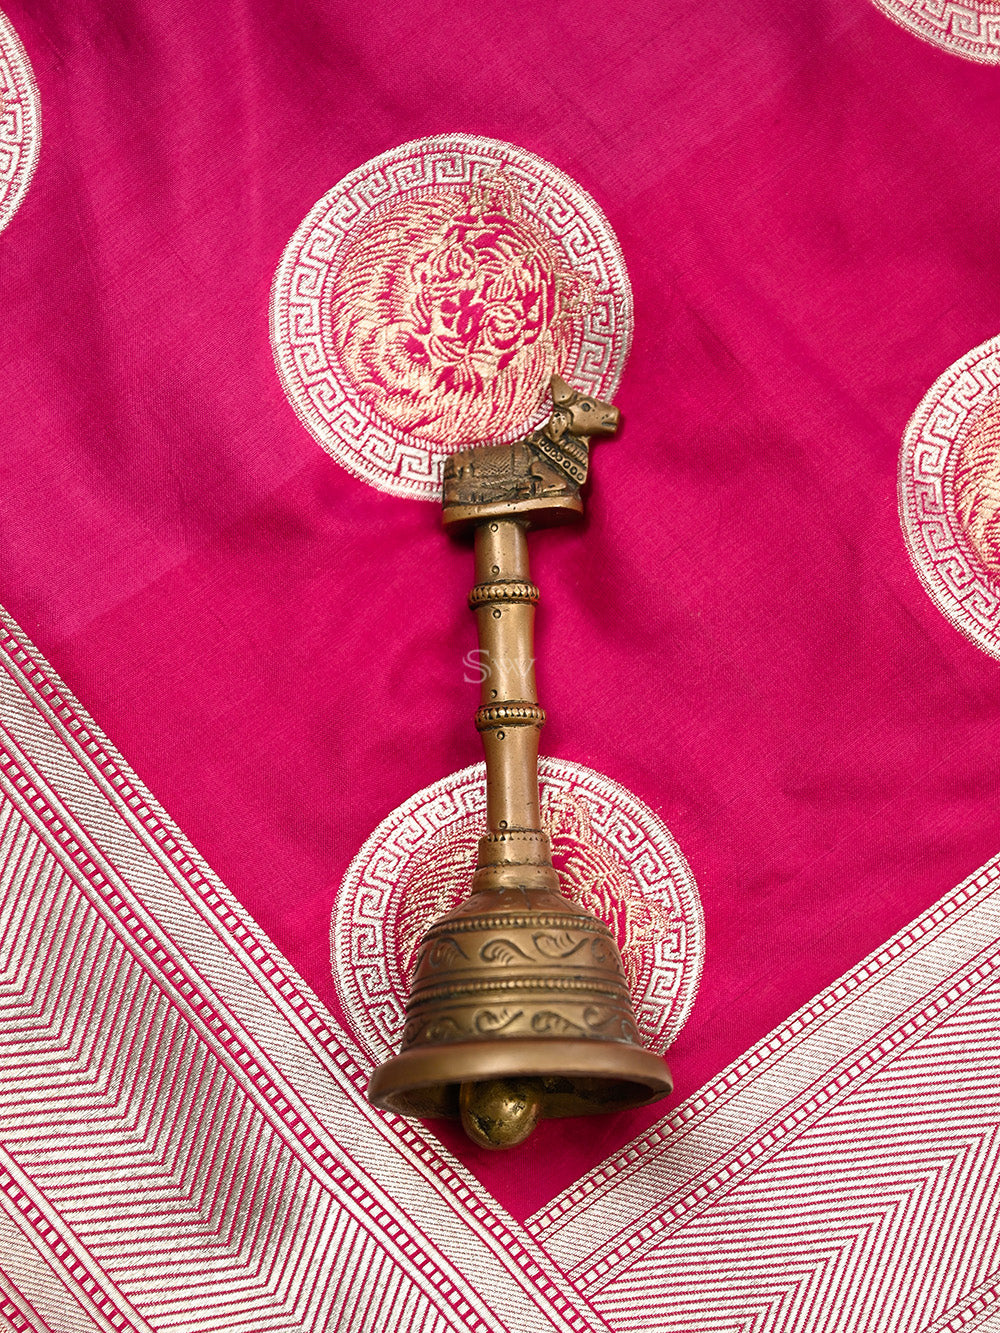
[325,178,591,447]
[272,135,632,500]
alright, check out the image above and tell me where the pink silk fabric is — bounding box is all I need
[2,0,1000,1223]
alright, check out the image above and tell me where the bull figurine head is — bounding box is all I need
[442,373,621,532]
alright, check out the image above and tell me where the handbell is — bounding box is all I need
[367,376,673,1148]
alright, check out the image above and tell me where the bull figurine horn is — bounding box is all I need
[366,374,673,1148]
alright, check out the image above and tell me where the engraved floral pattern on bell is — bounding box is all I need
[397,886,640,1051]
[332,759,704,1065]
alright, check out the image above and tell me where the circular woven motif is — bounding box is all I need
[870,0,1000,62]
[0,9,40,234]
[272,135,632,500]
[899,335,1000,658]
[331,759,703,1069]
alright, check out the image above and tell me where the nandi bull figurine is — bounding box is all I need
[367,374,673,1148]
[440,373,620,531]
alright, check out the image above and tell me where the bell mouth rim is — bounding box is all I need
[367,1039,672,1121]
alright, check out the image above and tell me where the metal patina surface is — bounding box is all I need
[368,376,673,1146]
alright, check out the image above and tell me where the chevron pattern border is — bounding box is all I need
[0,611,612,1333]
[580,975,1000,1330]
[536,866,1000,1331]
[1,602,999,1332]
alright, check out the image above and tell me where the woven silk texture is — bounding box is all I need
[2,2,1000,1331]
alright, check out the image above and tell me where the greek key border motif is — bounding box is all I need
[899,334,1000,659]
[0,8,40,234]
[871,0,1000,63]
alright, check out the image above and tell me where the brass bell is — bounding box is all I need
[367,377,673,1148]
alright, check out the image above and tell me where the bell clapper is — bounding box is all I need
[459,1079,544,1150]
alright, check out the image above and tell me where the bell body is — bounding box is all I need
[366,880,673,1126]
